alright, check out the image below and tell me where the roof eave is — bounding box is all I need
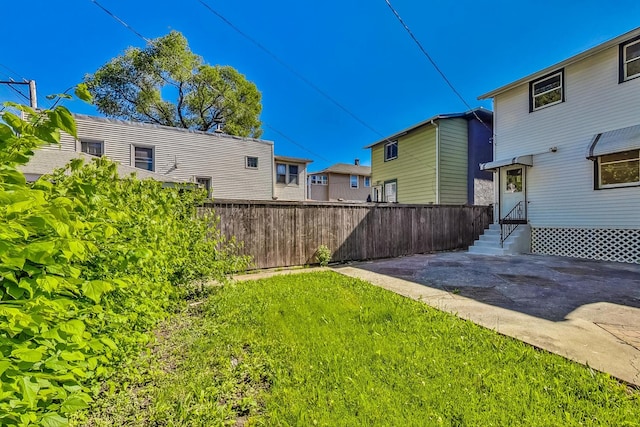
[364,108,491,149]
[478,26,640,100]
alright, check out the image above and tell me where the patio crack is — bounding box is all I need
[595,322,640,352]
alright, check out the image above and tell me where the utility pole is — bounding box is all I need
[0,79,37,109]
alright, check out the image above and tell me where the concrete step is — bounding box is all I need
[468,223,531,256]
[473,239,501,247]
[468,245,508,255]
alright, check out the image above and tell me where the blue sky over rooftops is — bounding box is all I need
[2,0,639,171]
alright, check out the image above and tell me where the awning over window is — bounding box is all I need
[587,123,640,158]
[479,155,533,171]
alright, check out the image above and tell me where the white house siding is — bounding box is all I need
[274,163,308,201]
[54,115,275,200]
[493,44,640,263]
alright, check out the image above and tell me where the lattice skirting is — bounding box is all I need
[531,227,640,264]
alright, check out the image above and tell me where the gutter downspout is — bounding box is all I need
[431,119,440,204]
[270,144,276,200]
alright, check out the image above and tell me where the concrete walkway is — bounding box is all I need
[333,253,640,386]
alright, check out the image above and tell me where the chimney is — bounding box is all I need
[354,158,360,166]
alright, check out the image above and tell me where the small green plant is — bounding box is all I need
[315,245,332,266]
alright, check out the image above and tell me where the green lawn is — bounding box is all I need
[75,272,640,426]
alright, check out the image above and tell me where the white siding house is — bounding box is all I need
[24,114,310,201]
[476,27,640,264]
[273,155,313,201]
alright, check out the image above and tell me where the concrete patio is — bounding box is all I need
[333,252,640,387]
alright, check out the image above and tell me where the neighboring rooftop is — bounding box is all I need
[311,162,371,176]
[72,114,274,146]
[274,155,314,164]
[364,108,493,149]
[478,26,640,99]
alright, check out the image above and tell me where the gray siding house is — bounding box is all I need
[25,114,310,201]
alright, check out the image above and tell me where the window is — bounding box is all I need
[134,146,154,171]
[276,163,300,185]
[311,175,327,185]
[288,165,299,185]
[81,140,103,157]
[385,141,398,161]
[505,168,523,192]
[597,150,640,189]
[620,37,640,82]
[246,156,258,169]
[196,177,212,197]
[530,70,564,111]
[350,175,359,189]
[276,163,287,184]
[364,177,371,187]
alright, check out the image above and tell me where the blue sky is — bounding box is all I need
[2,1,639,171]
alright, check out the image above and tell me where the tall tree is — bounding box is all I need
[84,31,262,138]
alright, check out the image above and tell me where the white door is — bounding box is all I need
[372,185,382,202]
[384,181,397,203]
[500,166,525,219]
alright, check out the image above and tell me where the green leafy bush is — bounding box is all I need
[0,99,250,426]
[315,245,332,266]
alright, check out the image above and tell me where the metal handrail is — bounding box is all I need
[499,201,526,247]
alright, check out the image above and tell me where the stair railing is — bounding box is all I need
[499,201,526,247]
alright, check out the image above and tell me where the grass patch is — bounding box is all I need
[74,272,640,426]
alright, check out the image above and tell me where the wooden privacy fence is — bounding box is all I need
[202,200,493,270]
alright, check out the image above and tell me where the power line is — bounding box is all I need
[0,63,27,82]
[89,0,326,161]
[197,0,395,143]
[264,124,330,163]
[383,0,493,134]
[0,81,30,102]
[90,0,150,43]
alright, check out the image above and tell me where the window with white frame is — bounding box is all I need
[384,141,398,161]
[134,146,154,171]
[276,163,287,184]
[288,165,299,185]
[620,37,640,82]
[276,163,300,185]
[364,177,371,187]
[246,156,258,169]
[350,175,358,189]
[311,175,327,185]
[530,70,564,111]
[81,140,104,157]
[597,150,640,189]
